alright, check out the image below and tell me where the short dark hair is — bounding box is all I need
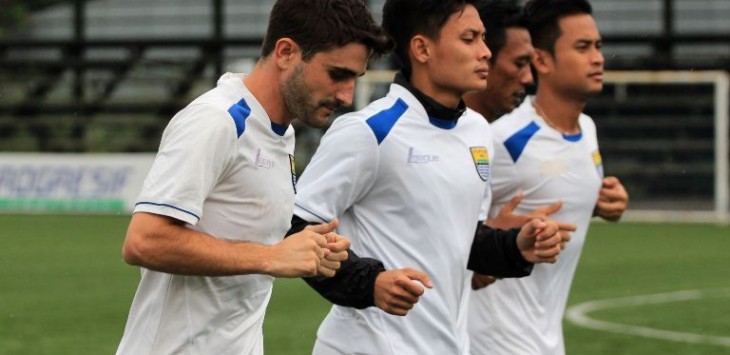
[382,0,478,76]
[475,0,528,63]
[524,0,593,55]
[261,0,393,61]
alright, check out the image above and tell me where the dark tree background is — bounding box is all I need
[0,0,73,36]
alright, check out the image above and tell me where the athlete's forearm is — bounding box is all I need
[290,214,385,308]
[123,212,279,276]
[303,250,385,308]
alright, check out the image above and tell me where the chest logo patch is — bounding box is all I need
[592,150,604,178]
[540,158,569,177]
[470,146,490,181]
[254,149,274,169]
[407,147,439,164]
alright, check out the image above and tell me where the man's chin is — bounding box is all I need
[585,86,603,97]
[510,96,525,109]
[310,114,333,128]
[474,83,489,93]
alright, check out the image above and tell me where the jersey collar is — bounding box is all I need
[394,72,465,128]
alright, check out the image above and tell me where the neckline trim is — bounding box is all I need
[394,71,466,129]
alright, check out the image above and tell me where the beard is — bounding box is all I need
[282,64,340,128]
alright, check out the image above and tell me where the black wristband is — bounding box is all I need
[303,250,385,309]
[467,222,533,277]
[287,214,317,236]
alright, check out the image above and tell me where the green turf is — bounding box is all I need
[589,296,729,337]
[0,216,728,354]
[563,222,730,355]
[0,215,137,355]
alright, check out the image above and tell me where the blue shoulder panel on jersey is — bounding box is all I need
[227,98,252,138]
[503,121,541,163]
[562,132,583,142]
[365,98,408,144]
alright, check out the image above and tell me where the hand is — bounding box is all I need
[471,273,497,290]
[558,227,572,251]
[594,176,628,222]
[266,229,328,278]
[486,191,563,230]
[516,218,576,264]
[305,219,351,277]
[373,268,433,316]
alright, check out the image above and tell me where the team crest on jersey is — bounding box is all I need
[289,154,297,193]
[592,150,604,178]
[470,146,490,181]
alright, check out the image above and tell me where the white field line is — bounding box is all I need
[565,289,730,347]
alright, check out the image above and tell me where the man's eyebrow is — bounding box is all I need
[329,66,363,77]
[575,37,602,45]
[462,28,483,37]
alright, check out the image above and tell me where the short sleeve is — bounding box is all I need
[135,103,238,225]
[294,115,379,223]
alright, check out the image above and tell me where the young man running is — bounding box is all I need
[116,1,392,354]
[467,1,628,353]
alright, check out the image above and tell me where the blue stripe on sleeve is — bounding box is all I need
[294,203,329,223]
[135,202,200,221]
[227,98,252,138]
[503,121,541,163]
[365,98,408,144]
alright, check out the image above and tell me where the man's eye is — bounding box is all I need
[329,71,348,81]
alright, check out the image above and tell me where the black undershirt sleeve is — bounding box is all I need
[467,222,534,277]
[287,214,384,309]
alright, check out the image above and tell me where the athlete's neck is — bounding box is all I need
[244,62,293,127]
[533,89,585,135]
[463,92,497,122]
[395,71,466,121]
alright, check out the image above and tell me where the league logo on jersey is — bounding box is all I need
[254,148,274,169]
[592,150,604,178]
[289,154,297,193]
[407,147,439,164]
[470,146,490,181]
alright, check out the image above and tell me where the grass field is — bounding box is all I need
[0,215,728,354]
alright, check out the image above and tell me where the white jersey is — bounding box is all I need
[117,73,296,355]
[294,83,494,355]
[468,97,602,355]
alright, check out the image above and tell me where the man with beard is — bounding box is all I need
[115,1,392,354]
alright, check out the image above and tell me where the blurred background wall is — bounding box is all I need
[0,0,729,220]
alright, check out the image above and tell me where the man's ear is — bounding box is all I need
[273,38,301,69]
[410,35,432,64]
[531,48,553,75]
